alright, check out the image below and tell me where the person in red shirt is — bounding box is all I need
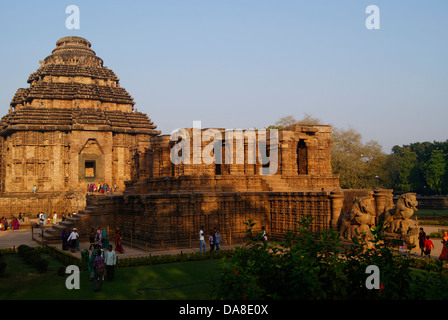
[424,236,434,258]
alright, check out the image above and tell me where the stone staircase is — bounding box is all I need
[260,175,294,192]
[42,205,97,242]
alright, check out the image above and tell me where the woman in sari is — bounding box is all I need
[114,229,125,253]
[439,232,448,260]
[101,227,109,248]
[88,245,101,281]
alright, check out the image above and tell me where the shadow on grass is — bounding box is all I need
[0,254,222,300]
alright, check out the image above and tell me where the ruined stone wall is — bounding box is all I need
[106,192,270,247]
[127,125,340,195]
[82,190,350,249]
[0,193,86,218]
[415,195,448,210]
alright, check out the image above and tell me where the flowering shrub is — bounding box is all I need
[214,216,448,300]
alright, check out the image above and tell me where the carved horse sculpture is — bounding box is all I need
[382,193,418,235]
[339,196,376,241]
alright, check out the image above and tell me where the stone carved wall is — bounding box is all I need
[80,189,393,249]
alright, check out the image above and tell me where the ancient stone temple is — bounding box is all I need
[61,122,397,248]
[0,36,159,216]
[26,37,406,248]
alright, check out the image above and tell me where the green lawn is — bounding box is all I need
[416,209,448,216]
[416,209,448,226]
[0,253,222,300]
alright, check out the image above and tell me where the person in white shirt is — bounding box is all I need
[105,245,117,281]
[67,228,79,252]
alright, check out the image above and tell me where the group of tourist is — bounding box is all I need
[37,211,77,226]
[38,212,58,225]
[0,213,29,231]
[61,225,124,292]
[87,183,117,194]
[199,226,268,253]
[86,226,125,254]
[62,225,125,255]
[0,216,20,231]
[88,243,118,292]
[418,227,448,261]
[200,226,223,253]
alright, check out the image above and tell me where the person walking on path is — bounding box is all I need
[209,232,215,252]
[105,245,117,281]
[114,229,125,254]
[424,236,435,259]
[93,249,106,292]
[95,227,102,247]
[67,228,79,252]
[89,228,96,250]
[418,228,426,256]
[199,226,206,253]
[215,229,222,251]
[101,227,109,249]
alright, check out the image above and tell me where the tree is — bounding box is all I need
[331,127,386,189]
[266,113,322,130]
[390,141,448,195]
[391,146,420,192]
[424,149,447,194]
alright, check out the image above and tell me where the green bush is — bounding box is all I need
[0,248,14,255]
[16,244,48,273]
[17,245,33,257]
[41,245,81,267]
[35,259,49,273]
[57,266,66,277]
[0,261,6,277]
[214,217,448,300]
[116,249,234,268]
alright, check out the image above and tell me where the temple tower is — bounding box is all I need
[0,36,159,215]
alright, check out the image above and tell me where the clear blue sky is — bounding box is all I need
[0,1,447,153]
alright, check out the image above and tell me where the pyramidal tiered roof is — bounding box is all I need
[2,36,159,135]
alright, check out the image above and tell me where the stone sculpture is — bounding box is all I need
[339,196,376,241]
[383,193,418,235]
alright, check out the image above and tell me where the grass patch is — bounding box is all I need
[0,253,221,300]
[416,209,448,217]
[416,210,448,226]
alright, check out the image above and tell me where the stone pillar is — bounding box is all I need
[329,190,344,230]
[373,189,394,224]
